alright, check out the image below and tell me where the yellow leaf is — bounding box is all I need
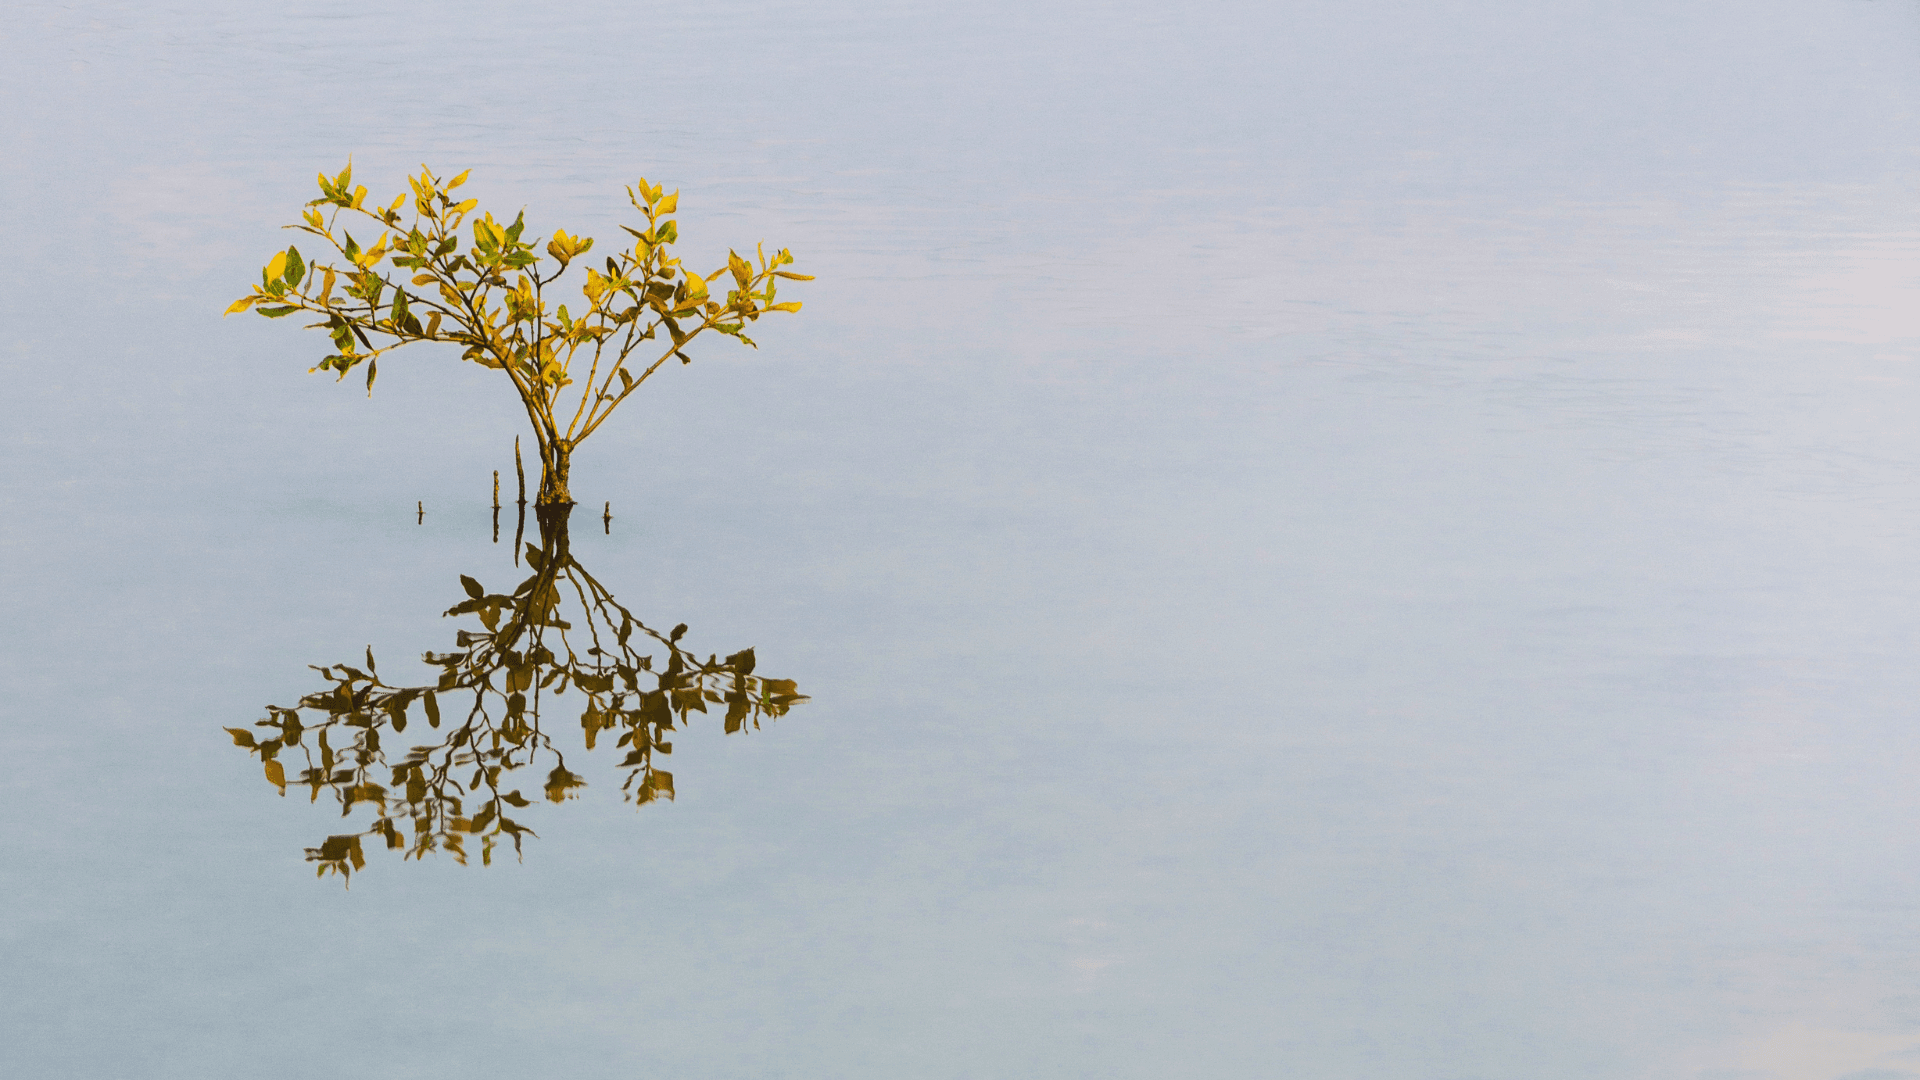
[448,169,470,190]
[655,191,678,215]
[412,273,436,285]
[224,296,257,317]
[264,759,286,794]
[351,185,368,208]
[767,302,802,312]
[266,251,288,280]
[388,193,405,213]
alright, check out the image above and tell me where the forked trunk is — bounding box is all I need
[537,438,574,506]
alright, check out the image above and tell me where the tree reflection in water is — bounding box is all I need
[227,504,806,881]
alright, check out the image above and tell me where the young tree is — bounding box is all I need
[228,163,811,505]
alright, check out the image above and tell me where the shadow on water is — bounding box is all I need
[226,503,807,883]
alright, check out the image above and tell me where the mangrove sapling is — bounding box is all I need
[228,163,811,505]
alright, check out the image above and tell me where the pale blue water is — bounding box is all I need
[6,2,1920,1077]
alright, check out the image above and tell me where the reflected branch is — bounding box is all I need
[226,505,806,882]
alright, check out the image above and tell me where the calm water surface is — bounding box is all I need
[6,2,1920,1077]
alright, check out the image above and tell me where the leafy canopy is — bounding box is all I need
[227,162,810,453]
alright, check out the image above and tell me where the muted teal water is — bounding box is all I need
[6,2,1920,1077]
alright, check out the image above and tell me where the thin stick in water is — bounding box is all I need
[514,436,526,506]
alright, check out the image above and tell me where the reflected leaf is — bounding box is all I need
[230,504,806,883]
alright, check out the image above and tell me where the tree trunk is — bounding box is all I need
[537,438,574,506]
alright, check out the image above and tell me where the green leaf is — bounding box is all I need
[461,575,484,599]
[424,691,440,728]
[284,246,306,287]
[257,305,301,318]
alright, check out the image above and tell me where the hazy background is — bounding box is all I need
[5,1,1920,1077]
